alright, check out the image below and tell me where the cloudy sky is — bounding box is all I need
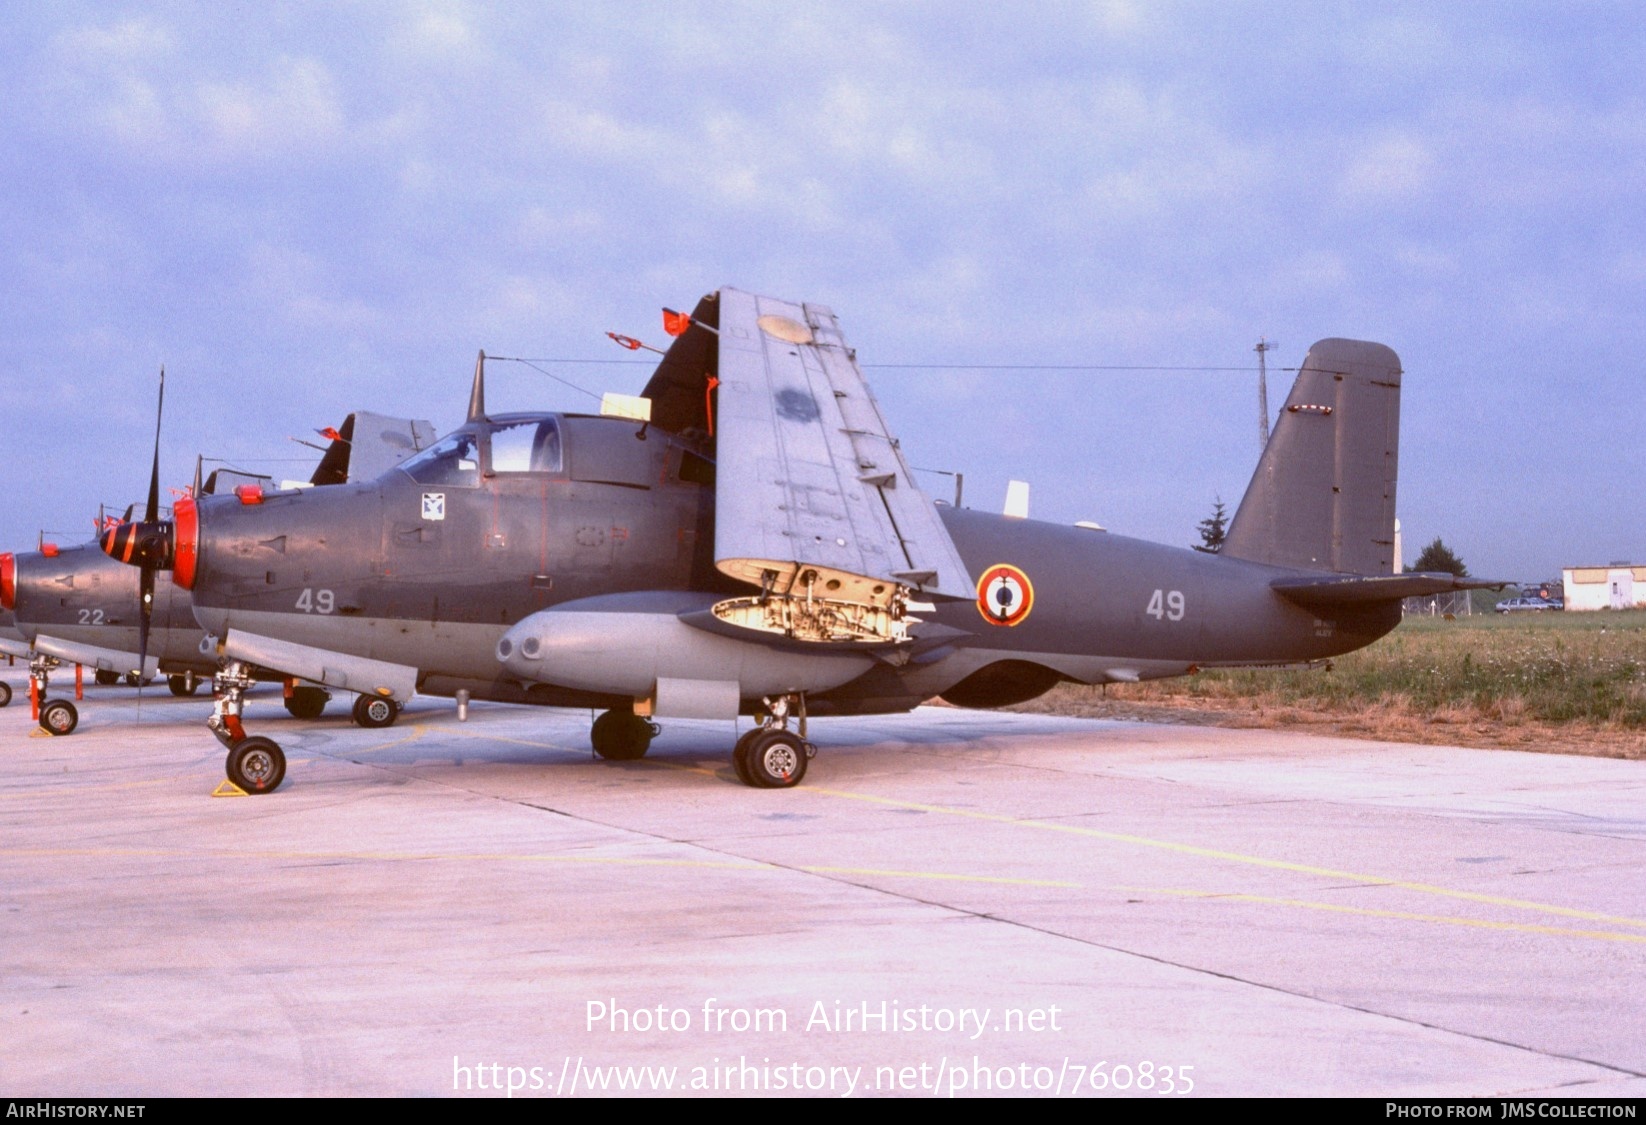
[2,2,1642,580]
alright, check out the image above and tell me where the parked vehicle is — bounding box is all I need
[1495,596,1560,613]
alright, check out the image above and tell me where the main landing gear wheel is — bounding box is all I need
[95,669,120,687]
[168,672,201,698]
[225,736,286,794]
[590,710,657,760]
[352,694,398,729]
[741,729,808,789]
[0,680,11,708]
[123,671,150,687]
[731,728,762,785]
[285,686,330,720]
[39,699,79,736]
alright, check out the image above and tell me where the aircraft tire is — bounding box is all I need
[0,680,11,707]
[39,699,78,736]
[731,728,761,785]
[168,673,201,698]
[742,729,807,789]
[352,694,398,729]
[95,670,121,687]
[226,736,286,794]
[123,672,151,687]
[591,710,651,760]
[285,686,330,720]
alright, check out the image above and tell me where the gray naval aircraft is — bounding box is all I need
[101,286,1492,793]
[0,608,25,708]
[2,411,436,734]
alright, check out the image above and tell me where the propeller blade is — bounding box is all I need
[145,367,165,524]
[138,366,164,686]
[138,566,154,677]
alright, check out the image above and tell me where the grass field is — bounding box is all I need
[1014,609,1646,758]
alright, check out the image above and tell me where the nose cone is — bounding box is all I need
[100,522,137,564]
[99,519,176,572]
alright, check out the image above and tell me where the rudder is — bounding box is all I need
[1222,338,1400,575]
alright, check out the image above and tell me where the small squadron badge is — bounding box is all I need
[421,493,446,521]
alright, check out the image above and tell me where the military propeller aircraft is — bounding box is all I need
[2,411,436,734]
[0,608,25,708]
[100,286,1493,793]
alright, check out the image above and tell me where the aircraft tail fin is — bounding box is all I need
[308,413,440,486]
[1222,338,1400,575]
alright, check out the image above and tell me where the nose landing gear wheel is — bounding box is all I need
[352,694,399,729]
[0,680,11,708]
[39,699,79,736]
[225,736,286,793]
[741,729,807,789]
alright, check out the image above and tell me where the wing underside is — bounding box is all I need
[706,288,972,643]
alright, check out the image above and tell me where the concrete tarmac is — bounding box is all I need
[2,667,1644,1098]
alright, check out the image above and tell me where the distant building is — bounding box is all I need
[1562,564,1646,611]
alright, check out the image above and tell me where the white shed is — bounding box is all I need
[1562,565,1646,611]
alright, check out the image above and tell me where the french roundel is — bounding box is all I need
[977,563,1034,627]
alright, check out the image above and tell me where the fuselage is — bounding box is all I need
[180,411,1399,714]
[7,542,213,673]
[0,607,27,658]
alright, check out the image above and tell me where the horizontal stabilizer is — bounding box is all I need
[1272,571,1507,609]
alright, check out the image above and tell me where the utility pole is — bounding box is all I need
[1255,337,1277,449]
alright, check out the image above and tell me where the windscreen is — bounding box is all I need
[400,432,481,486]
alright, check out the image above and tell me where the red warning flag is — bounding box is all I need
[662,308,692,336]
[317,427,343,442]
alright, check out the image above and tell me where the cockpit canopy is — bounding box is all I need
[397,415,563,487]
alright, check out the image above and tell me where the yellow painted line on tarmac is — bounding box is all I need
[0,775,192,798]
[800,865,1077,888]
[335,724,430,755]
[371,737,1641,922]
[427,726,589,754]
[807,785,1646,932]
[0,727,429,798]
[1,845,1072,888]
[19,719,1612,924]
[1129,886,1646,946]
[6,846,766,871]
